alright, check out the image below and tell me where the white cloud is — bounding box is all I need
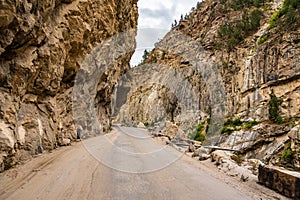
[131,28,167,66]
[130,0,197,66]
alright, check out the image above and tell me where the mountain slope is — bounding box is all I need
[116,0,300,170]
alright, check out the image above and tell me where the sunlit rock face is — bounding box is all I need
[0,0,138,171]
[116,0,300,168]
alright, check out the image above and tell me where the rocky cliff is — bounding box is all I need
[116,0,300,169]
[0,0,138,171]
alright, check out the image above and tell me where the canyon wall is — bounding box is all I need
[0,0,138,171]
[116,0,300,168]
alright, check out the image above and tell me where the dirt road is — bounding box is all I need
[0,126,288,200]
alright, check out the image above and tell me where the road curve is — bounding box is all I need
[0,126,273,200]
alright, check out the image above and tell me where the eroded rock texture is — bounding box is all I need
[258,165,300,199]
[116,0,300,168]
[0,0,138,171]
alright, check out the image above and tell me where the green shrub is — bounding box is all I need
[276,116,283,124]
[223,118,259,131]
[221,126,234,134]
[244,120,259,129]
[282,148,294,163]
[258,34,269,45]
[268,0,300,30]
[222,118,243,134]
[230,0,265,10]
[232,118,243,126]
[196,2,202,9]
[196,123,204,132]
[268,91,283,123]
[224,118,233,126]
[224,118,243,126]
[194,132,206,142]
[250,9,263,29]
[161,51,166,60]
[231,154,244,165]
[218,9,263,52]
[192,123,206,142]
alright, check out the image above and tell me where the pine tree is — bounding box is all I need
[180,14,184,21]
[141,49,149,63]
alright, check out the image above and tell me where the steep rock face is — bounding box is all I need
[115,62,202,123]
[116,0,299,167]
[0,0,138,171]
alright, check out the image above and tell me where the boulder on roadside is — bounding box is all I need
[240,174,249,182]
[199,153,211,161]
[193,141,202,148]
[137,122,146,128]
[245,159,264,175]
[193,147,210,160]
[60,138,71,146]
[211,150,233,165]
[0,154,5,172]
[192,148,200,157]
[187,143,195,152]
[192,144,209,157]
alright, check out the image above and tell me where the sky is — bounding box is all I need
[130,0,198,66]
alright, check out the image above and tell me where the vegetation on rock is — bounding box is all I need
[258,33,270,44]
[221,118,259,134]
[141,49,150,64]
[191,123,206,142]
[230,0,267,10]
[279,141,295,169]
[282,148,294,164]
[218,9,263,51]
[268,91,283,124]
[269,0,300,30]
[231,154,244,166]
[244,120,259,129]
[116,0,300,173]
